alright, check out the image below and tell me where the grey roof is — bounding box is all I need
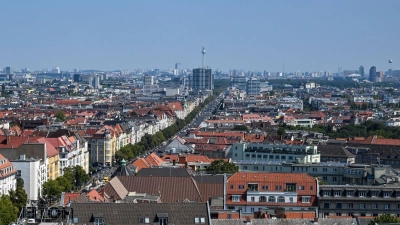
[111,165,135,178]
[136,167,190,177]
[212,218,357,225]
[318,145,355,158]
[70,202,210,225]
[192,174,225,184]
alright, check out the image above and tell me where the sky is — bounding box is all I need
[0,0,399,72]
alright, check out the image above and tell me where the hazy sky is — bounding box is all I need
[0,1,399,72]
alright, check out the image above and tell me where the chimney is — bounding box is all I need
[179,155,187,164]
[314,217,319,224]
[172,160,176,166]
[6,135,10,144]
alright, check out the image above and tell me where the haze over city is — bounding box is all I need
[1,0,399,72]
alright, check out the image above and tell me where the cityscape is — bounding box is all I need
[1,1,400,225]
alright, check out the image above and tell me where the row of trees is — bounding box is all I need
[114,95,217,163]
[42,166,90,203]
[0,178,28,225]
[282,120,400,139]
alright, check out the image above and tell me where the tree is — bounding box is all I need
[55,176,73,192]
[42,179,63,204]
[9,178,28,213]
[0,195,19,225]
[232,125,248,132]
[368,214,400,225]
[63,166,90,190]
[277,127,286,136]
[54,110,66,122]
[206,160,238,174]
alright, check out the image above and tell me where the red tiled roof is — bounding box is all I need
[145,153,163,166]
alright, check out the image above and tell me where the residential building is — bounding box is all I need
[0,153,16,196]
[68,202,211,225]
[231,143,320,164]
[12,155,46,202]
[85,126,120,166]
[319,185,400,218]
[226,172,318,217]
[144,74,154,85]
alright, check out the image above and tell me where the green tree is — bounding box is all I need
[54,110,66,122]
[63,166,90,190]
[55,176,74,192]
[232,125,248,132]
[42,179,63,202]
[206,160,238,174]
[277,127,286,136]
[0,195,19,225]
[9,178,28,213]
[368,214,400,225]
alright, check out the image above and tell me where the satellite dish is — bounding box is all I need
[389,59,393,64]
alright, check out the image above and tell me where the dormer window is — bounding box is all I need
[92,213,104,225]
[194,217,206,224]
[156,213,168,225]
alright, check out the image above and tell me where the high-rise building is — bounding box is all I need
[246,77,261,96]
[359,66,364,77]
[232,75,247,90]
[52,67,61,74]
[144,74,154,85]
[93,75,100,89]
[192,68,213,90]
[369,66,376,82]
[73,74,81,83]
[5,67,13,75]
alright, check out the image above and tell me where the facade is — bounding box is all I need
[232,75,247,90]
[278,97,303,110]
[86,126,120,166]
[359,65,364,77]
[192,68,213,91]
[318,185,400,218]
[234,161,390,186]
[144,74,154,85]
[231,143,320,164]
[246,77,261,96]
[0,153,17,196]
[369,66,376,82]
[12,156,46,202]
[226,172,318,216]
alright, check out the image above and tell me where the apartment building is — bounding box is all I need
[0,153,16,196]
[318,185,400,218]
[231,143,320,164]
[226,172,318,217]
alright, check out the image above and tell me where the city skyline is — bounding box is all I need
[0,1,399,72]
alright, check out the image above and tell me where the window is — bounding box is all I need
[286,184,296,192]
[360,203,365,209]
[371,191,378,197]
[359,191,366,197]
[398,204,400,209]
[232,196,240,202]
[336,203,342,209]
[332,177,337,181]
[238,185,245,189]
[333,168,337,172]
[302,197,311,203]
[250,208,254,212]
[298,186,305,190]
[243,166,247,170]
[384,192,391,197]
[262,185,268,190]
[268,196,276,202]
[200,218,205,223]
[342,177,347,182]
[348,203,353,209]
[323,176,327,181]
[372,203,377,209]
[385,204,390,209]
[94,218,104,225]
[336,213,341,216]
[248,183,258,191]
[254,166,258,170]
[323,191,330,196]
[346,191,353,197]
[310,186,313,191]
[278,196,285,202]
[324,203,330,209]
[251,197,255,202]
[195,217,200,223]
[289,197,293,202]
[259,196,267,202]
[323,168,327,172]
[334,191,341,197]
[312,168,317,172]
[275,185,282,190]
[230,185,234,189]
